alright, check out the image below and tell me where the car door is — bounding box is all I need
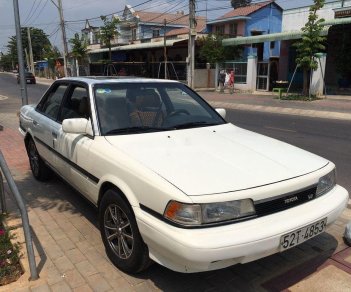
[54,83,95,198]
[32,82,69,169]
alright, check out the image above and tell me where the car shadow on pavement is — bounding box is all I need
[8,171,340,291]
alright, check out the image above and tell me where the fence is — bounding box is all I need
[221,61,248,84]
[89,61,188,81]
[0,151,38,280]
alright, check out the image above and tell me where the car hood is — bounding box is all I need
[105,123,328,196]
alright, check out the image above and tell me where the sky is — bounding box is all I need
[0,0,336,54]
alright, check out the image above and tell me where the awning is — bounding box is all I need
[223,17,351,46]
[207,16,250,25]
[222,30,328,46]
[88,39,187,54]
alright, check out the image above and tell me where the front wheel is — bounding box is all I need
[99,189,151,273]
[26,138,51,181]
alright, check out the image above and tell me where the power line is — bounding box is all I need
[65,0,154,23]
[22,0,38,24]
[27,0,50,26]
[24,0,44,25]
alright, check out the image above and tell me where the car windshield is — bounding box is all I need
[93,82,225,135]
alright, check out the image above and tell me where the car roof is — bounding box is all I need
[58,76,180,86]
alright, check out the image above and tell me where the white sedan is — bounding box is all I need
[19,77,348,273]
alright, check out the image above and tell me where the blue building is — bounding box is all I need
[206,0,283,61]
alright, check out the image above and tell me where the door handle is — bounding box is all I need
[52,132,58,139]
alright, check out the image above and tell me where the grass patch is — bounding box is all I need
[279,94,320,101]
[0,214,23,286]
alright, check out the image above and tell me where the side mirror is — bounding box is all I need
[62,118,93,136]
[215,108,226,119]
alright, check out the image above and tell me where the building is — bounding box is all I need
[81,20,101,51]
[280,0,351,93]
[86,5,206,63]
[86,5,206,81]
[221,0,351,94]
[207,1,283,61]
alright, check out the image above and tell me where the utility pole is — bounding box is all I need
[163,18,167,79]
[12,0,28,105]
[25,48,30,70]
[27,27,34,72]
[188,0,196,88]
[50,0,68,76]
[58,0,68,76]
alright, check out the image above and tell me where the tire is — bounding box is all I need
[26,138,51,181]
[99,189,151,273]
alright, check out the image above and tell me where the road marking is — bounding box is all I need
[264,126,296,133]
[0,95,9,101]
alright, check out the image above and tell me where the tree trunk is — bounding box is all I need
[108,45,112,61]
[76,58,79,77]
[303,68,309,96]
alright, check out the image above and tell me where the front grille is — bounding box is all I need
[254,186,317,217]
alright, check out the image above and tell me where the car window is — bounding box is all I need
[37,83,68,120]
[59,86,90,122]
[165,87,209,117]
[93,82,225,135]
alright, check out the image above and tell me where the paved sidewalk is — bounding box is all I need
[200,90,351,121]
[1,81,351,291]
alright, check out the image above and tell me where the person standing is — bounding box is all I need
[218,70,226,93]
[229,70,235,94]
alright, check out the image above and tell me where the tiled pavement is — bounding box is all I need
[1,99,351,291]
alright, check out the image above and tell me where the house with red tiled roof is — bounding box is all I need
[87,5,207,80]
[118,5,206,44]
[207,0,283,61]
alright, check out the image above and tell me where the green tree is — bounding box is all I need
[294,0,326,96]
[99,15,120,61]
[69,33,88,75]
[230,0,251,9]
[0,53,14,71]
[44,46,61,79]
[199,34,241,64]
[6,27,52,62]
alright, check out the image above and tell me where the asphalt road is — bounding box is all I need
[0,72,48,103]
[225,109,351,194]
[1,72,350,193]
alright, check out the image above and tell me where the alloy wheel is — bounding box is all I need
[28,141,39,176]
[104,204,134,259]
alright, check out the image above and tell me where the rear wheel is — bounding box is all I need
[99,189,151,273]
[26,138,51,181]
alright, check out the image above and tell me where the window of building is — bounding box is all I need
[270,41,275,49]
[132,28,137,40]
[229,23,238,37]
[152,29,160,38]
[216,25,224,35]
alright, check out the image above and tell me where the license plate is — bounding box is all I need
[280,218,327,251]
[26,80,31,83]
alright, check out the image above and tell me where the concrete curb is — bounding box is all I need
[209,101,351,121]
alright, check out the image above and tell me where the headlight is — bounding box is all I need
[164,199,255,226]
[316,169,336,197]
[202,199,255,223]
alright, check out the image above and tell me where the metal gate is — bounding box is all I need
[257,62,270,91]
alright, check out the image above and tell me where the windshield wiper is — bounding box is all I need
[173,121,219,130]
[105,126,169,135]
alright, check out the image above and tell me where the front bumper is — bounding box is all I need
[135,185,349,273]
